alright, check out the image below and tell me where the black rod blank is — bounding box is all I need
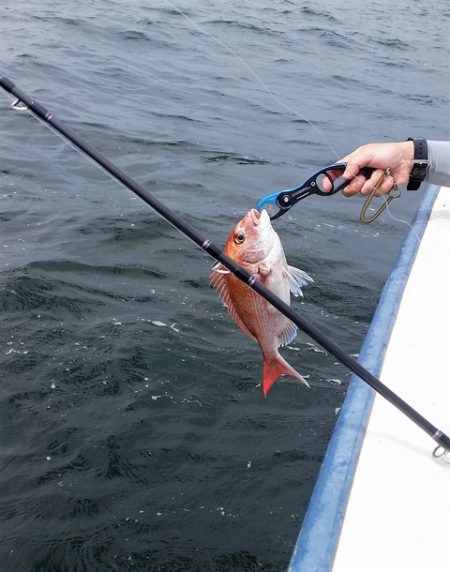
[1,74,449,453]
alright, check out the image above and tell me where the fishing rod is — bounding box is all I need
[1,75,449,454]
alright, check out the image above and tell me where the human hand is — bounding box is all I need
[324,141,414,196]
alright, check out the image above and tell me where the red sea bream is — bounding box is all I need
[211,209,313,395]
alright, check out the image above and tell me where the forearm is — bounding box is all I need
[427,141,450,187]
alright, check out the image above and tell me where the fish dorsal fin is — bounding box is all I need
[279,321,298,347]
[283,265,314,298]
[210,264,256,341]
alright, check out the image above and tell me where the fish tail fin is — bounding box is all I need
[262,354,310,397]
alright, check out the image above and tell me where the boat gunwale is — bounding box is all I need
[288,184,440,572]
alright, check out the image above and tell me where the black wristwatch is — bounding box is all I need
[407,138,430,190]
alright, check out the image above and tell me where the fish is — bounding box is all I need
[210,208,313,396]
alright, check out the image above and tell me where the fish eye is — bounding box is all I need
[234,231,245,244]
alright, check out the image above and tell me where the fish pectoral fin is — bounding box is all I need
[212,262,231,275]
[283,265,314,297]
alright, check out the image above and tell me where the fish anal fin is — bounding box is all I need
[262,354,310,397]
[279,321,298,347]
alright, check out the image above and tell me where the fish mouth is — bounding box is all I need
[254,208,271,229]
[249,208,261,224]
[248,208,270,228]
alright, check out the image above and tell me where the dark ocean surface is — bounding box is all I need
[1,1,449,570]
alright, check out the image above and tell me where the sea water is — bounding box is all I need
[0,0,449,569]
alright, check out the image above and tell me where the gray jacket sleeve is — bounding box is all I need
[426,141,450,187]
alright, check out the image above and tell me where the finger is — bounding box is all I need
[325,168,343,180]
[360,170,397,197]
[375,173,396,196]
[342,160,361,180]
[342,174,366,196]
[320,168,344,192]
[321,175,333,192]
[360,170,386,196]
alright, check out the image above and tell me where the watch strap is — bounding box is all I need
[407,138,429,190]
